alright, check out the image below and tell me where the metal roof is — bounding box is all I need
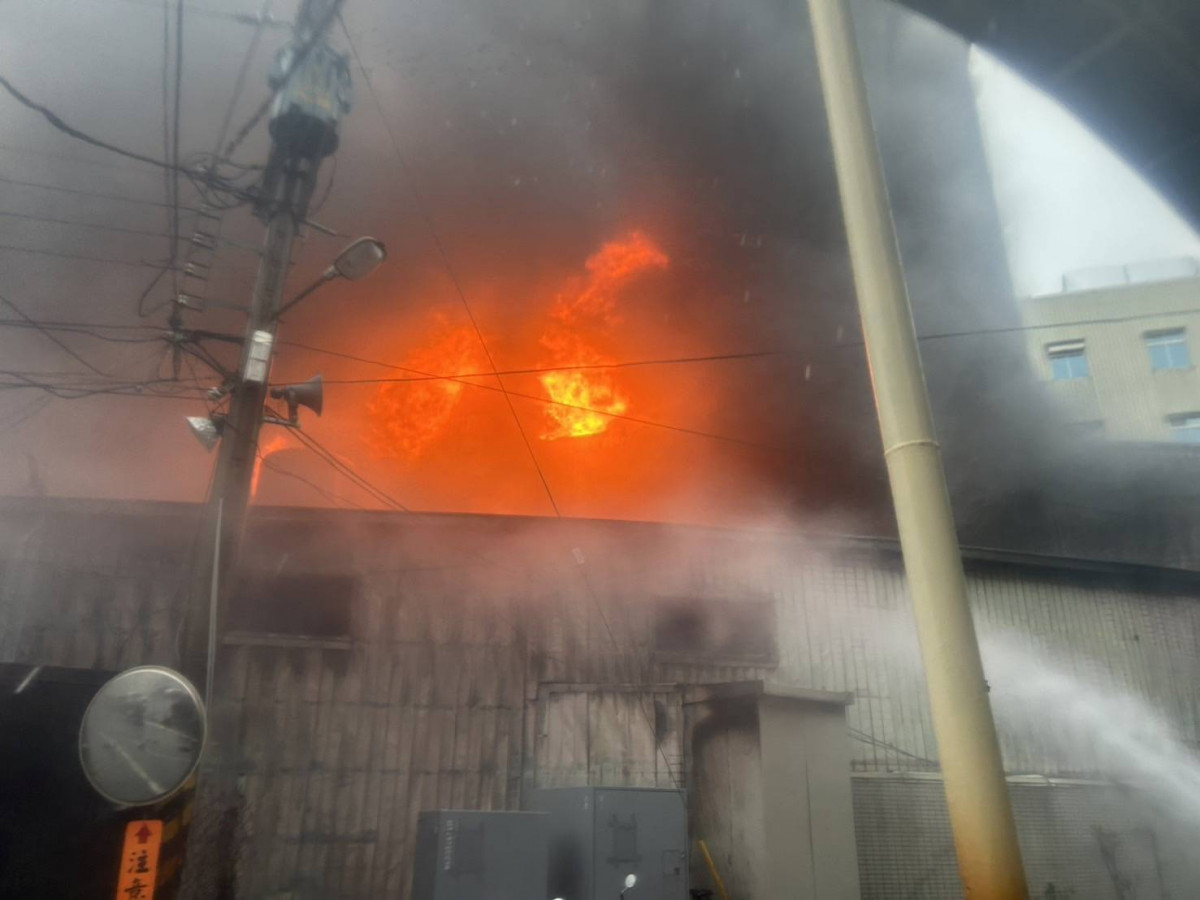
[901,0,1200,227]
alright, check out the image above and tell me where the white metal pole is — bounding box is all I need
[806,1,1029,895]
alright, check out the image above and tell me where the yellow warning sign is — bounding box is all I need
[115,819,162,900]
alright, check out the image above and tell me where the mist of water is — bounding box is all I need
[983,635,1200,827]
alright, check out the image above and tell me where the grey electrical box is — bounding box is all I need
[528,787,688,900]
[412,810,549,900]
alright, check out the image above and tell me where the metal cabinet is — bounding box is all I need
[412,810,549,900]
[529,787,688,900]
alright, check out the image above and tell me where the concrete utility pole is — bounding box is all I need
[175,3,355,896]
[805,0,1029,897]
[179,0,352,690]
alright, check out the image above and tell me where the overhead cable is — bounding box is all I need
[0,293,110,376]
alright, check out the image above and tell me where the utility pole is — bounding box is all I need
[175,3,352,895]
[805,0,1029,897]
[179,0,351,690]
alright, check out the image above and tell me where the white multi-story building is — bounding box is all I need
[1022,258,1200,442]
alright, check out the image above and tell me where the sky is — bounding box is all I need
[970,45,1200,299]
[0,0,1196,537]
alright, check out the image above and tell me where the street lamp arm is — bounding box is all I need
[273,268,336,321]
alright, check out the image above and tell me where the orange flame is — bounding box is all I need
[252,433,293,497]
[538,232,668,440]
[368,322,487,458]
[366,231,669,456]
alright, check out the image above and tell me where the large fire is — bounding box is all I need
[368,232,669,455]
[538,232,668,440]
[368,319,487,457]
[271,229,782,524]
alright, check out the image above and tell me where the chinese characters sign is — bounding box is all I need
[115,819,162,900]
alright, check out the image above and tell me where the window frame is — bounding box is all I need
[1045,340,1090,381]
[1145,328,1192,371]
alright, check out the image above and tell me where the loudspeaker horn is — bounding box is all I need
[271,373,323,421]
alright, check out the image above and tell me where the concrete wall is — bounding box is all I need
[1021,277,1200,440]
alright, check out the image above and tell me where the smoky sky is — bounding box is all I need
[1,0,1196,564]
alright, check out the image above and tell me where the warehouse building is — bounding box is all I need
[1,497,1198,898]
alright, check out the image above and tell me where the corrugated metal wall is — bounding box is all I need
[2,501,1200,897]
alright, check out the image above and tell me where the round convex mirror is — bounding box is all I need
[79,666,206,806]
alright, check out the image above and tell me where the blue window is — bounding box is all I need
[1169,414,1200,444]
[1046,341,1089,380]
[1146,329,1191,371]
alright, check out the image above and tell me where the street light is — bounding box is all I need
[274,236,387,320]
[185,415,224,452]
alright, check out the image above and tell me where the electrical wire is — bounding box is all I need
[281,343,787,383]
[108,0,290,29]
[0,366,208,387]
[283,339,785,452]
[137,0,194,319]
[0,241,175,269]
[290,427,409,511]
[174,339,232,379]
[0,293,110,376]
[0,209,186,240]
[0,316,161,334]
[211,0,275,163]
[0,73,181,171]
[258,453,365,509]
[0,370,209,400]
[0,394,52,431]
[0,74,254,206]
[0,174,204,211]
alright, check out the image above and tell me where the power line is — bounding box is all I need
[0,368,207,388]
[0,173,204,211]
[0,241,174,269]
[0,316,161,333]
[107,0,290,28]
[343,17,561,517]
[0,293,109,376]
[0,394,52,432]
[0,141,160,173]
[912,305,1200,344]
[0,74,258,209]
[0,370,209,400]
[290,426,409,511]
[258,453,365,509]
[281,343,787,384]
[157,0,186,316]
[210,0,275,161]
[137,0,188,320]
[0,209,188,240]
[0,73,178,171]
[284,337,785,451]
